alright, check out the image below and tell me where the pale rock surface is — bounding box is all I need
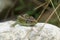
[0,21,60,40]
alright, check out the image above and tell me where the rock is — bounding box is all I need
[0,21,60,40]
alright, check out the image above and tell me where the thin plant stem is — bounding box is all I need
[36,1,50,22]
[45,4,60,23]
[34,2,47,11]
[50,0,60,22]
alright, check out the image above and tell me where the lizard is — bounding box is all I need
[11,14,37,27]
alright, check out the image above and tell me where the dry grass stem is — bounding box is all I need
[34,2,47,11]
[36,1,50,22]
[50,0,60,22]
[45,4,60,23]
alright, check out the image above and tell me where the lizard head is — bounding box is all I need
[17,14,37,26]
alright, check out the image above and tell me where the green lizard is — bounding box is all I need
[11,14,37,27]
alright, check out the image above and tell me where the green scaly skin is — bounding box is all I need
[11,14,37,27]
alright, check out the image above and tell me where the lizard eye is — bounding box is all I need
[26,19,29,23]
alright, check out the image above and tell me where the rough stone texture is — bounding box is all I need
[0,21,60,40]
